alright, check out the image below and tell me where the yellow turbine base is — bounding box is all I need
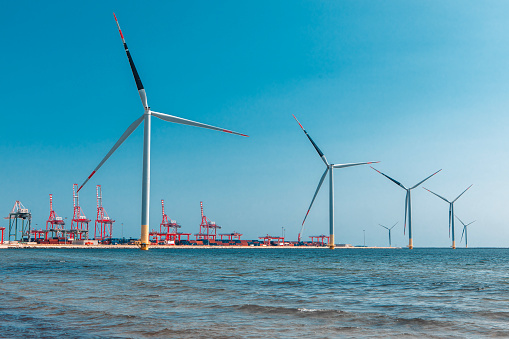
[140,225,150,251]
[329,235,335,250]
[409,238,413,249]
[140,224,149,251]
[452,241,456,249]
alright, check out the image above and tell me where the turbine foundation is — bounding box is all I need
[329,234,335,250]
[141,224,149,250]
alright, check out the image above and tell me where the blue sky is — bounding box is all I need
[1,1,509,247]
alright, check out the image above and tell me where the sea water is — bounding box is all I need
[1,248,508,338]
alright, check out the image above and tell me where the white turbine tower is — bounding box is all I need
[371,167,442,249]
[423,185,473,249]
[455,215,475,248]
[293,115,379,249]
[78,14,248,250]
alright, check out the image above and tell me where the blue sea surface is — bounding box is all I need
[1,248,508,338]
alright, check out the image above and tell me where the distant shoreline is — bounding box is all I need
[0,244,400,249]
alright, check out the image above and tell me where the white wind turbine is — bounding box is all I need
[379,222,398,247]
[455,215,475,248]
[371,167,442,249]
[423,185,472,249]
[77,14,248,250]
[293,115,379,249]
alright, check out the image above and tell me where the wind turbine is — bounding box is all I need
[378,222,397,247]
[77,14,248,250]
[371,167,442,249]
[423,185,473,249]
[293,115,379,249]
[455,215,475,248]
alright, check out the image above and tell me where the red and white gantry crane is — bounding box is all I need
[94,185,115,243]
[71,184,91,240]
[195,201,221,242]
[45,194,65,240]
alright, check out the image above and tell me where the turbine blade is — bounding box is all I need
[410,169,442,189]
[292,115,328,166]
[370,167,407,190]
[422,187,450,203]
[390,221,398,230]
[404,191,408,235]
[453,184,473,203]
[448,205,452,238]
[333,161,380,169]
[113,13,148,108]
[460,226,465,242]
[466,220,476,227]
[379,224,390,230]
[301,168,329,227]
[77,114,144,192]
[152,111,248,137]
[455,215,466,227]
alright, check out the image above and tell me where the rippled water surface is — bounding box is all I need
[1,248,509,338]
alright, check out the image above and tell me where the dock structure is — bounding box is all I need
[5,201,32,242]
[149,228,167,244]
[309,235,330,246]
[174,232,192,243]
[259,234,285,246]
[31,228,47,242]
[218,232,242,241]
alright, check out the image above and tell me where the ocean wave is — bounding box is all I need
[236,304,347,318]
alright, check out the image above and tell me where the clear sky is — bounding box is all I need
[2,1,509,247]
